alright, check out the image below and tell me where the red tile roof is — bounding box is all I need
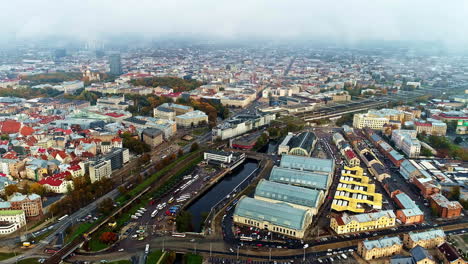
[20,126,34,136]
[415,121,432,127]
[105,112,125,118]
[38,171,71,187]
[0,120,21,134]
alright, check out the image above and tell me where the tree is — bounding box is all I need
[98,198,115,215]
[4,184,19,196]
[176,211,194,232]
[454,137,463,145]
[190,142,199,152]
[118,186,126,195]
[447,186,460,201]
[99,232,118,244]
[30,183,46,196]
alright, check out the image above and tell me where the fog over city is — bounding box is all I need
[1,0,468,49]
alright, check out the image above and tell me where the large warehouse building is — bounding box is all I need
[277,131,317,156]
[233,196,312,239]
[255,179,324,215]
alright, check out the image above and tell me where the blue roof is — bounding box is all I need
[269,166,329,190]
[390,255,414,264]
[280,155,333,173]
[400,160,418,180]
[395,193,417,209]
[371,134,382,143]
[255,179,322,208]
[362,236,402,250]
[389,150,404,161]
[408,229,445,242]
[234,196,311,230]
[410,246,433,262]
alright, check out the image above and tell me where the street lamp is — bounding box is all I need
[236,245,240,260]
[303,244,309,261]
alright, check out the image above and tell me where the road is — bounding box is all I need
[60,225,468,263]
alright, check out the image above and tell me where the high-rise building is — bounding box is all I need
[109,54,122,75]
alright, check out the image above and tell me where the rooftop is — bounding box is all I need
[269,166,329,190]
[255,179,322,208]
[280,155,333,173]
[408,229,445,242]
[0,210,24,216]
[362,236,402,250]
[234,196,310,230]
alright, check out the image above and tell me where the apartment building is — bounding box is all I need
[403,229,446,249]
[358,236,403,261]
[330,210,396,234]
[391,130,420,158]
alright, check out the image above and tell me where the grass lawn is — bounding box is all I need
[462,234,468,243]
[146,250,164,264]
[0,252,16,261]
[177,141,189,147]
[108,260,132,264]
[191,127,208,136]
[17,258,40,264]
[65,221,94,243]
[184,253,203,264]
[88,237,109,252]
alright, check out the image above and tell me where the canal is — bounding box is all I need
[186,160,259,232]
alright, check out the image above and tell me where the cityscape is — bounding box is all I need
[0,1,467,264]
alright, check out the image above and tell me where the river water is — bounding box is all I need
[186,160,258,232]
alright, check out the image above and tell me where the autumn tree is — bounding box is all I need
[190,142,199,152]
[4,184,19,196]
[30,183,46,196]
[99,232,118,244]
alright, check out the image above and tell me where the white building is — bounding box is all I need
[204,150,234,163]
[89,160,112,183]
[0,210,26,235]
[213,113,276,140]
[391,130,421,158]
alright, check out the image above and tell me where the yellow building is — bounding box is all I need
[358,236,403,261]
[330,210,396,234]
[403,229,445,249]
[331,166,383,213]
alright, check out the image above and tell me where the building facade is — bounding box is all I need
[233,196,312,239]
[330,210,396,234]
[403,229,446,249]
[358,236,403,261]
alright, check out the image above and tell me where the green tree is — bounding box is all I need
[98,198,115,215]
[176,211,194,232]
[447,186,461,201]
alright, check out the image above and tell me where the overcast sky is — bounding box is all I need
[1,0,467,48]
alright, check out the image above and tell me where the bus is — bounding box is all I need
[57,215,68,222]
[172,232,186,238]
[145,244,150,254]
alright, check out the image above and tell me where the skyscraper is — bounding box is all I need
[109,53,122,75]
